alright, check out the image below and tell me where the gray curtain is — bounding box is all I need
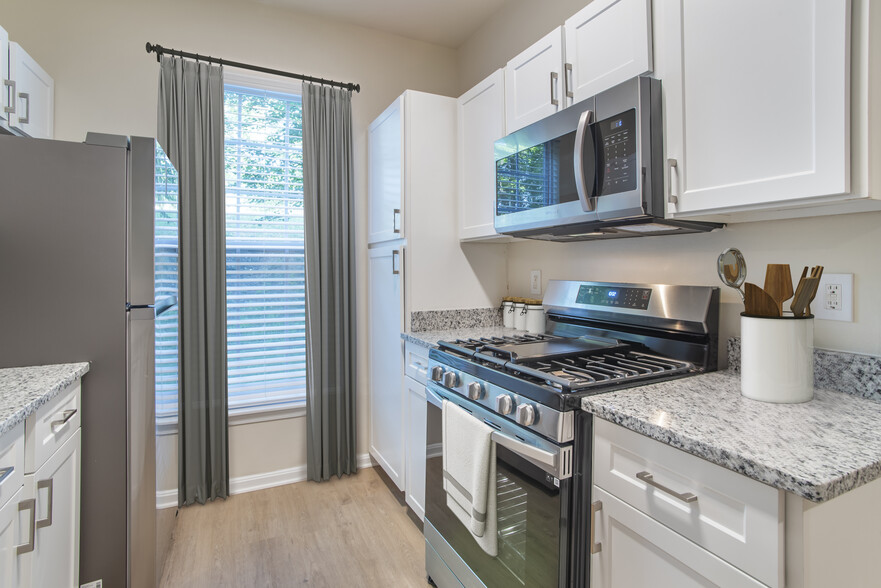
[157,55,229,505]
[302,82,357,481]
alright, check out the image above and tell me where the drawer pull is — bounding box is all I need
[590,500,603,554]
[0,466,13,484]
[51,409,77,430]
[636,471,698,504]
[36,478,54,529]
[16,498,36,555]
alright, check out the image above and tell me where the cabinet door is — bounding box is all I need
[458,69,506,241]
[591,487,765,588]
[8,42,54,139]
[564,0,652,104]
[404,376,427,520]
[30,429,80,588]
[367,96,404,244]
[658,0,849,216]
[505,27,564,132]
[0,487,27,588]
[0,26,9,124]
[368,243,405,490]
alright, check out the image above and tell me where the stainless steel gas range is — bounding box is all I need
[423,280,719,587]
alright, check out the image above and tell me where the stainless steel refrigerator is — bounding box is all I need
[0,132,171,587]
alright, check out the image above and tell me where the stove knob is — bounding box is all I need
[516,403,536,426]
[495,394,514,415]
[430,366,445,382]
[442,371,460,388]
[467,382,484,400]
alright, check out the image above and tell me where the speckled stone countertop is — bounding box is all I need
[0,363,90,436]
[582,370,881,502]
[402,326,531,349]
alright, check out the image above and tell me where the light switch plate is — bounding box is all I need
[812,273,853,322]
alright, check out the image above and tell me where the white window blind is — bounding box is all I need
[154,83,306,420]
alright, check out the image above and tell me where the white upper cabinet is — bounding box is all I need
[458,69,507,241]
[367,96,403,244]
[657,0,851,217]
[1,26,9,125]
[505,27,565,132]
[564,0,653,104]
[7,42,54,139]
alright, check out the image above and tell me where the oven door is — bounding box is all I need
[424,383,572,588]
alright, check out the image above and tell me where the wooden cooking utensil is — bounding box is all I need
[791,276,819,317]
[763,264,793,314]
[744,282,781,317]
[805,266,824,316]
[790,266,809,314]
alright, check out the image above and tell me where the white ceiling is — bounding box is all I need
[256,0,509,48]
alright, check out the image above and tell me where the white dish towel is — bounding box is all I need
[442,399,498,557]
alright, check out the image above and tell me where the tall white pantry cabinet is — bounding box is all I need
[366,92,457,498]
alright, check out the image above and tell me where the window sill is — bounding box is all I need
[156,401,307,436]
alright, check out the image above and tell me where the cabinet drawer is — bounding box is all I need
[25,380,81,474]
[0,422,25,509]
[404,342,430,385]
[593,419,782,588]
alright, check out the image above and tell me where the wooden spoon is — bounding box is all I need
[744,282,781,317]
[763,264,793,314]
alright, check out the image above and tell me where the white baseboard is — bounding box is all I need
[156,453,374,507]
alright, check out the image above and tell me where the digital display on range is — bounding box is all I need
[595,109,637,196]
[576,285,652,310]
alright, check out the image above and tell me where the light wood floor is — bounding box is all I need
[160,467,431,587]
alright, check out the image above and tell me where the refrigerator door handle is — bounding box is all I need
[154,295,178,317]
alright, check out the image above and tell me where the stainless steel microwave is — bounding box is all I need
[494,76,722,241]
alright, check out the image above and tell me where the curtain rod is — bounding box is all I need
[145,42,360,93]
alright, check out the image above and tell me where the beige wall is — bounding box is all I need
[4,0,459,493]
[456,1,881,359]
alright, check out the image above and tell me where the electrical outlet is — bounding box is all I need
[812,273,853,322]
[81,581,103,588]
[530,270,542,295]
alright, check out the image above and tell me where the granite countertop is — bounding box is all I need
[0,363,91,436]
[582,370,881,502]
[401,326,531,349]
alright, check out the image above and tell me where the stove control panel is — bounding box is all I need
[575,284,652,310]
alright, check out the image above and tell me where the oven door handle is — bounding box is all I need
[425,384,571,479]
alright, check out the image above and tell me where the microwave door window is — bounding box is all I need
[496,134,579,216]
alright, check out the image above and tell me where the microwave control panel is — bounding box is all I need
[596,108,637,196]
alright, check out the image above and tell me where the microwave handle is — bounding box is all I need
[574,109,597,212]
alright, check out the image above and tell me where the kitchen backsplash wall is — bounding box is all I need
[410,307,502,332]
[506,211,881,358]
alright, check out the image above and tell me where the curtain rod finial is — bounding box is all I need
[146,42,153,53]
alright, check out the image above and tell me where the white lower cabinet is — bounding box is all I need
[28,429,81,588]
[403,375,427,520]
[0,378,82,588]
[0,486,26,587]
[591,486,765,588]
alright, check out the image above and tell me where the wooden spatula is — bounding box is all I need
[763,264,793,314]
[805,266,824,316]
[791,276,819,317]
[744,282,781,317]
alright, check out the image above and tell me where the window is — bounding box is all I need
[155,77,306,422]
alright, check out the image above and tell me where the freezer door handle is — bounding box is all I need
[154,295,178,317]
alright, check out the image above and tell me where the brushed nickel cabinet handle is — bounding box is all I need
[393,208,401,234]
[550,72,559,106]
[0,466,13,485]
[18,92,30,124]
[392,249,400,275]
[636,471,698,503]
[3,80,15,113]
[16,498,36,555]
[36,478,54,529]
[667,159,679,206]
[590,500,603,554]
[51,409,77,430]
[564,63,574,99]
